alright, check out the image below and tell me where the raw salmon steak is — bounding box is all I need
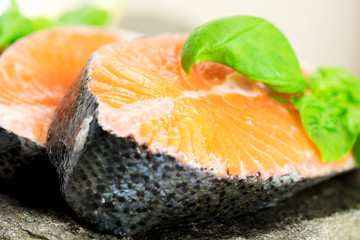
[0,27,124,183]
[47,34,355,236]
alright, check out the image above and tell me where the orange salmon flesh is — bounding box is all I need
[87,34,354,179]
[0,27,123,145]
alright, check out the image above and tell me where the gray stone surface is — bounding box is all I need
[1,170,360,240]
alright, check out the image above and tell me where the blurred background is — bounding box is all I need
[1,0,359,76]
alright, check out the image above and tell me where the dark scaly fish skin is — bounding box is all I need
[0,127,57,186]
[47,66,331,237]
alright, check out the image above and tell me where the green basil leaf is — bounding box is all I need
[32,17,53,31]
[181,15,306,93]
[55,4,109,26]
[268,93,289,104]
[354,136,360,166]
[292,94,357,162]
[0,1,110,50]
[0,0,34,48]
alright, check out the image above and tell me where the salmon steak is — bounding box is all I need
[47,34,355,236]
[0,27,123,183]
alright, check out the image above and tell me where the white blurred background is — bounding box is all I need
[1,0,359,76]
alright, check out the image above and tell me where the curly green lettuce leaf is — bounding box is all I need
[354,136,360,166]
[181,15,306,93]
[293,94,358,162]
[308,67,360,105]
[293,68,360,162]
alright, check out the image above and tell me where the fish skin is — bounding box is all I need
[0,27,128,186]
[0,126,57,185]
[47,65,333,237]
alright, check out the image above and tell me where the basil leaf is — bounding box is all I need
[0,0,34,48]
[181,15,306,93]
[354,136,360,166]
[55,4,109,26]
[268,93,289,104]
[0,0,110,50]
[293,68,360,162]
[32,17,53,31]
